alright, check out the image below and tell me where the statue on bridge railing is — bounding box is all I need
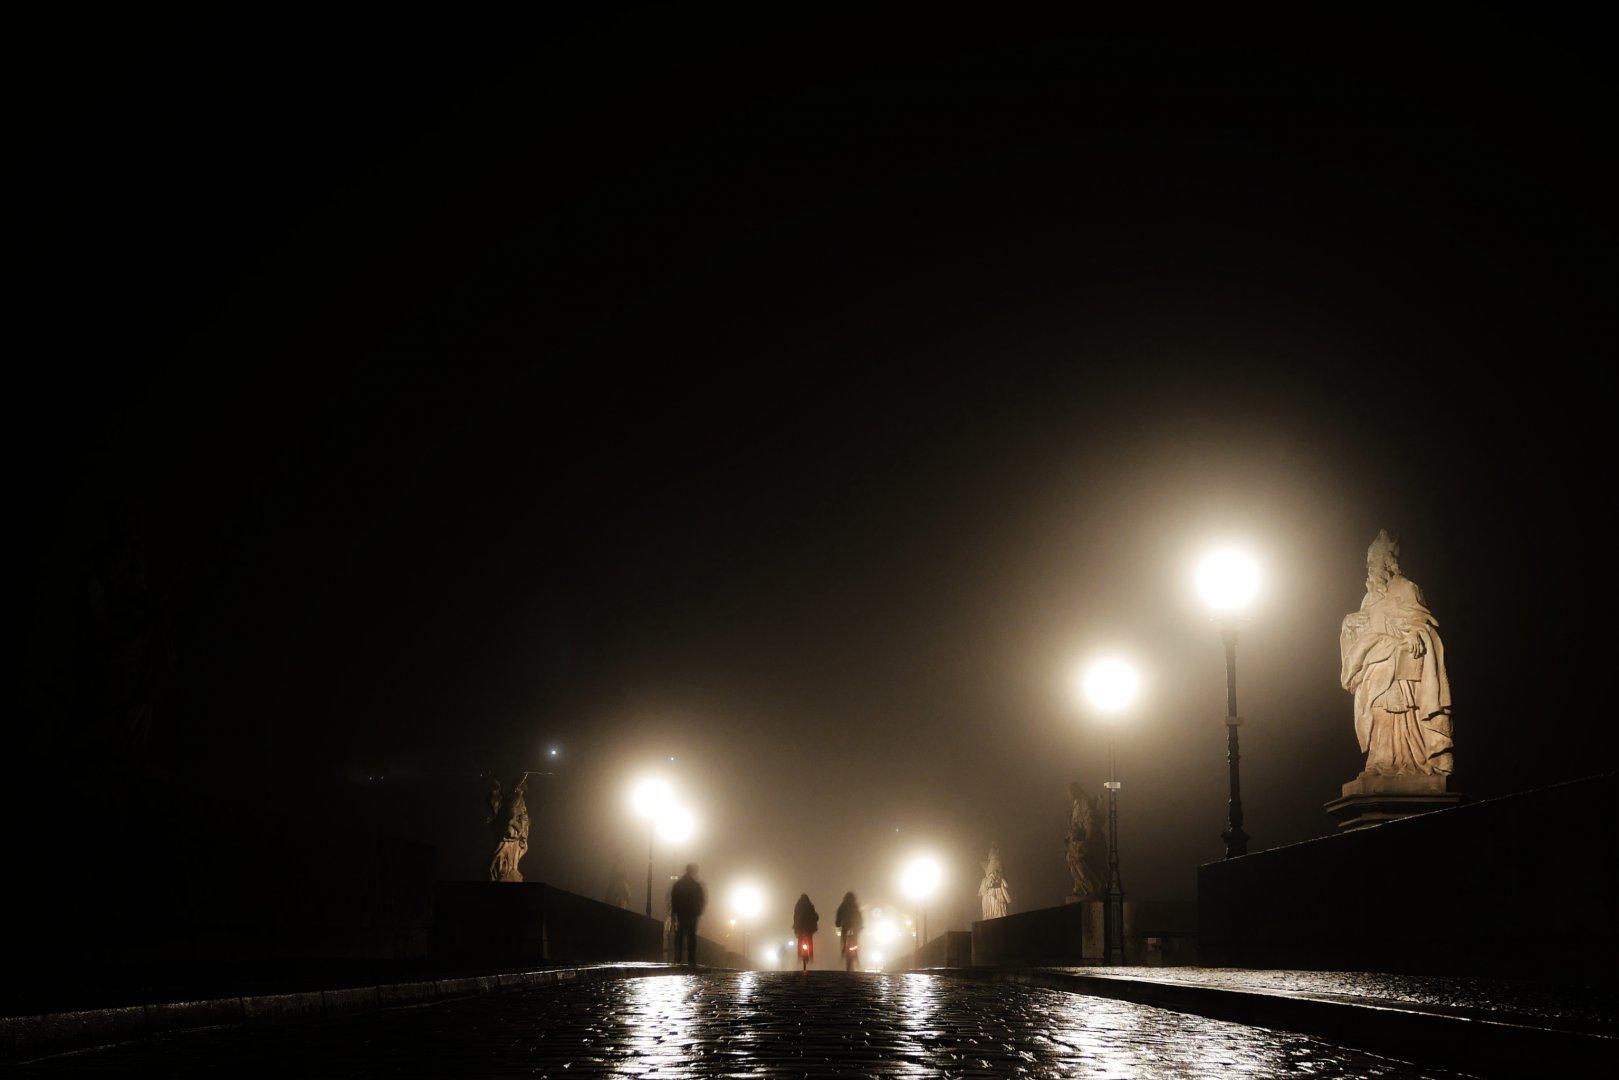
[1328,530,1466,829]
[1064,782,1107,903]
[978,845,1012,920]
[1339,530,1454,780]
[486,773,530,882]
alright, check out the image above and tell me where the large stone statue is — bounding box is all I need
[978,845,1012,920]
[1329,531,1465,828]
[487,773,530,882]
[1064,782,1107,902]
[1339,531,1453,778]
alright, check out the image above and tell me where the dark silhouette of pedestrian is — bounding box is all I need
[669,863,707,966]
[835,891,864,970]
[793,893,819,971]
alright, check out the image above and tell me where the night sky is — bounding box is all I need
[20,20,1612,942]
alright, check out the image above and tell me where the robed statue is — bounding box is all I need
[1339,531,1453,778]
[978,845,1012,920]
[486,774,531,882]
[1064,782,1107,902]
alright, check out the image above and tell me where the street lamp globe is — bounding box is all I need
[1082,657,1140,715]
[657,804,696,844]
[630,777,675,821]
[900,856,942,901]
[732,883,764,920]
[1196,548,1260,614]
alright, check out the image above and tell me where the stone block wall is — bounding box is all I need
[1197,773,1617,975]
[432,882,662,965]
[970,899,1195,966]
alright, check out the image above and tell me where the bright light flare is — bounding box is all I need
[1081,657,1140,714]
[900,855,943,901]
[1196,548,1260,614]
[871,918,900,945]
[656,804,696,844]
[868,950,885,967]
[731,883,764,920]
[630,777,675,820]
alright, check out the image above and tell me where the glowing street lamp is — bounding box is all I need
[900,856,942,959]
[1081,655,1139,965]
[630,777,679,917]
[657,804,697,845]
[731,883,764,965]
[631,777,675,820]
[1082,658,1140,715]
[1196,548,1259,859]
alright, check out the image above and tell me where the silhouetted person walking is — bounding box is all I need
[793,893,819,971]
[670,863,706,966]
[835,891,864,971]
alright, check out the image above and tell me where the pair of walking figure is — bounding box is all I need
[794,891,864,971]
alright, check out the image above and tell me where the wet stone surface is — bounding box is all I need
[1074,966,1616,1031]
[25,971,1459,1077]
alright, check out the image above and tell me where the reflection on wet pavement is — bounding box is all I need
[25,971,1461,1077]
[1074,965,1615,1030]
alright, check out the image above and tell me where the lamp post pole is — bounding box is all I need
[644,823,655,917]
[1103,732,1125,964]
[1220,623,1250,859]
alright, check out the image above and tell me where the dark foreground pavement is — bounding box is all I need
[23,970,1460,1077]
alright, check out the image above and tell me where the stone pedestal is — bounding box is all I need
[1324,772,1469,831]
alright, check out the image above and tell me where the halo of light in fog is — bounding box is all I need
[731,883,764,920]
[1081,657,1141,714]
[657,803,697,844]
[1196,548,1260,613]
[871,918,900,944]
[868,950,885,967]
[900,855,943,900]
[630,777,675,820]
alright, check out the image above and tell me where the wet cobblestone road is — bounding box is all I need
[26,971,1458,1077]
